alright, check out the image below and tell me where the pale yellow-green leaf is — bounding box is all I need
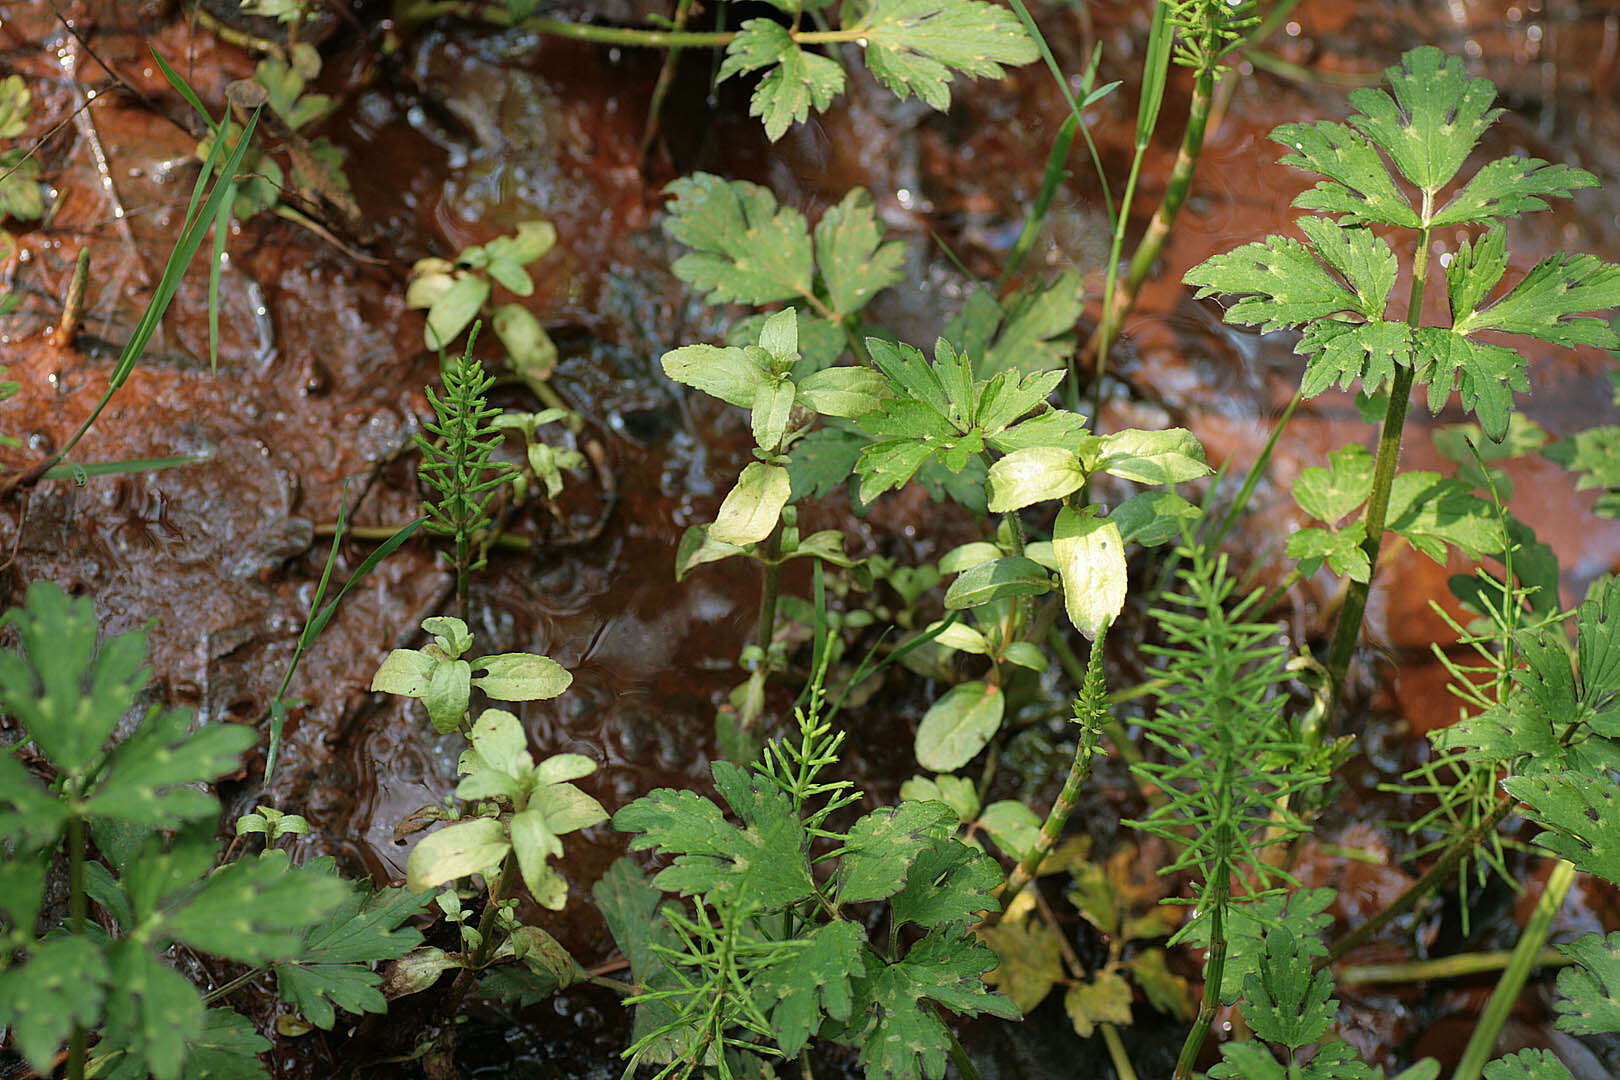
[492,304,558,384]
[530,782,609,834]
[927,619,990,654]
[915,681,1004,772]
[987,446,1085,512]
[978,918,1065,1014]
[1052,506,1125,641]
[509,808,567,909]
[424,275,489,351]
[424,659,472,733]
[1128,948,1195,1022]
[1064,971,1133,1037]
[662,344,769,409]
[370,649,435,697]
[711,462,791,545]
[471,653,573,701]
[406,818,510,892]
[795,366,887,418]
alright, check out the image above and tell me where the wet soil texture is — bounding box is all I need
[2,1,1619,1077]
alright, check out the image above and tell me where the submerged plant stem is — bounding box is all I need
[1452,859,1576,1080]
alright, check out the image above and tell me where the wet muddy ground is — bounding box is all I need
[3,1,1620,1077]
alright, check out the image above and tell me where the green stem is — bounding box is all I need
[1173,883,1228,1080]
[942,1021,984,1080]
[1323,205,1433,711]
[1338,947,1569,986]
[1087,65,1216,381]
[639,0,696,163]
[445,855,520,1008]
[1048,629,1142,768]
[998,113,1079,292]
[1101,1023,1138,1080]
[756,524,784,659]
[202,966,268,1005]
[1322,793,1515,965]
[67,814,87,1080]
[1452,859,1576,1080]
[1089,140,1149,423]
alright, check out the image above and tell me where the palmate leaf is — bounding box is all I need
[976,918,1065,1014]
[838,799,957,903]
[720,21,845,142]
[1180,888,1336,1004]
[786,422,869,500]
[614,761,815,909]
[1293,444,1373,525]
[1481,1050,1578,1080]
[856,0,1038,112]
[1272,120,1419,228]
[1240,927,1336,1050]
[1544,425,1620,518]
[1385,470,1505,562]
[815,188,907,318]
[273,866,427,1029]
[175,1008,271,1080]
[1554,930,1620,1036]
[1347,46,1499,193]
[1210,1041,1374,1080]
[1432,154,1599,227]
[975,271,1085,378]
[1502,771,1620,884]
[0,581,150,776]
[0,935,110,1074]
[1286,523,1371,582]
[1410,328,1526,443]
[888,837,1002,931]
[846,928,1019,1080]
[1454,249,1620,350]
[1182,232,1365,333]
[664,173,813,305]
[1298,321,1412,398]
[157,851,350,964]
[753,920,866,1057]
[101,940,206,1080]
[86,708,259,828]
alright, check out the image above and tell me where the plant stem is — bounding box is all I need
[1085,65,1217,377]
[756,523,784,659]
[445,855,520,1008]
[1048,628,1142,768]
[1323,204,1433,711]
[1321,793,1514,965]
[996,639,1104,908]
[1452,859,1576,1080]
[1173,877,1228,1080]
[1338,947,1569,986]
[638,0,696,164]
[1087,139,1149,414]
[67,814,87,1080]
[1101,1022,1138,1080]
[202,966,268,1005]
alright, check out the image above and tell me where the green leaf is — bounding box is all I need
[849,927,1019,1080]
[719,20,845,142]
[1286,524,1371,583]
[661,344,770,409]
[1110,490,1201,547]
[1293,444,1373,524]
[369,648,436,697]
[160,852,349,964]
[0,582,148,775]
[1183,233,1363,333]
[888,837,1003,931]
[1240,926,1336,1050]
[755,919,867,1056]
[422,658,472,734]
[1208,1042,1288,1080]
[858,0,1038,112]
[943,556,1051,610]
[1097,427,1210,485]
[1481,1050,1578,1080]
[1180,889,1336,1004]
[1063,970,1132,1038]
[978,918,1064,1013]
[274,876,426,1029]
[787,423,869,501]
[976,271,1084,378]
[0,148,43,221]
[102,941,205,1080]
[796,365,888,419]
[1553,930,1620,1036]
[977,800,1040,858]
[470,653,572,701]
[986,446,1085,512]
[78,708,253,830]
[1271,120,1419,228]
[182,1007,272,1079]
[1432,154,1599,227]
[664,173,813,305]
[915,681,1004,773]
[1453,251,1620,350]
[1128,947,1195,1022]
[406,818,511,892]
[1298,319,1413,399]
[492,304,557,384]
[839,799,958,903]
[1411,327,1527,442]
[1502,771,1620,884]
[0,936,110,1074]
[0,74,30,139]
[1052,506,1126,641]
[711,461,792,546]
[900,774,980,823]
[1347,46,1499,193]
[1296,216,1398,318]
[527,775,607,834]
[674,524,748,580]
[615,762,815,909]
[455,709,534,801]
[1386,471,1505,562]
[592,858,673,987]
[751,375,798,452]
[816,188,906,317]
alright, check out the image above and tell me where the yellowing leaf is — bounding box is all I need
[405,818,510,893]
[710,462,791,546]
[977,918,1064,1014]
[1064,970,1133,1037]
[1052,507,1125,641]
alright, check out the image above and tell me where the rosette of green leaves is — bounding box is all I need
[370,615,573,733]
[404,708,607,908]
[663,307,886,548]
[406,220,558,358]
